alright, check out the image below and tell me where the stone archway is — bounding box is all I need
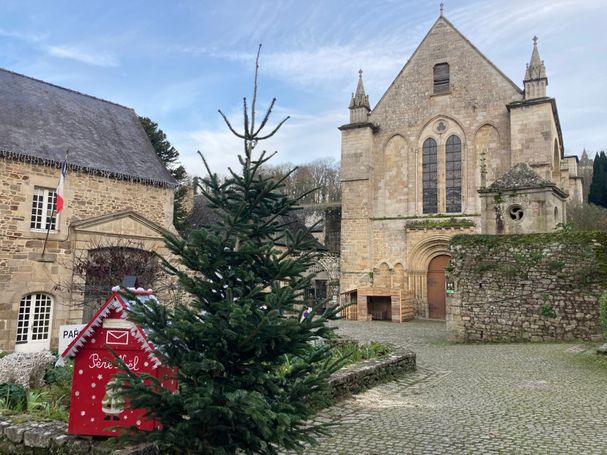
[427,255,450,319]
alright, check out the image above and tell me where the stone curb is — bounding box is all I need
[329,348,417,398]
[0,415,156,454]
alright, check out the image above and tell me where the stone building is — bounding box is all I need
[0,68,176,353]
[339,11,583,321]
[293,203,342,303]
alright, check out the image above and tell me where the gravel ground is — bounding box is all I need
[296,319,607,455]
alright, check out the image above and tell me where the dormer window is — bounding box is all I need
[433,63,450,94]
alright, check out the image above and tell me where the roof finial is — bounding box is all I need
[533,35,538,46]
[440,2,444,16]
[349,69,370,112]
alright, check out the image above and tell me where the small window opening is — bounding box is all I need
[433,63,450,94]
[508,205,524,221]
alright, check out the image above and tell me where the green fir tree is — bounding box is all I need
[139,116,190,233]
[588,151,607,208]
[116,48,342,454]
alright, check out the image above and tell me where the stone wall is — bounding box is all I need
[0,415,157,454]
[446,231,607,342]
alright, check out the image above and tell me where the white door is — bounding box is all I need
[14,293,53,352]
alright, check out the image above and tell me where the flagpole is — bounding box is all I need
[41,150,68,259]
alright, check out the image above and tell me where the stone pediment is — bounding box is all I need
[70,210,172,239]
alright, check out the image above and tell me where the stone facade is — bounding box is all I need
[339,13,583,321]
[0,158,175,352]
[294,203,342,302]
[479,163,567,234]
[446,232,607,342]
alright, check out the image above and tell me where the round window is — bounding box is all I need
[508,204,524,221]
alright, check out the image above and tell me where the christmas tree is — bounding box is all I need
[115,47,342,454]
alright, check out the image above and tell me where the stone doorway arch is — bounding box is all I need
[427,255,450,319]
[406,235,451,318]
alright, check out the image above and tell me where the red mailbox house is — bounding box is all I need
[58,287,176,437]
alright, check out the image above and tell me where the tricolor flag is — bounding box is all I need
[55,155,68,214]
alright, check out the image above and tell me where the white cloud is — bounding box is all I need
[170,108,347,177]
[46,44,119,67]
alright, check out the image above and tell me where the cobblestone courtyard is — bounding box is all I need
[303,320,607,455]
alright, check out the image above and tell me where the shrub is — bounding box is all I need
[42,360,73,419]
[539,303,556,318]
[567,203,607,231]
[329,339,392,367]
[600,291,607,341]
[0,382,27,411]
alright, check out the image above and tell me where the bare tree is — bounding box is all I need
[56,237,178,322]
[260,158,341,204]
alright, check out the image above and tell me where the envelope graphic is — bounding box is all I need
[106,330,129,346]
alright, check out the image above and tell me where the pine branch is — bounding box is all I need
[218,109,246,139]
[250,43,262,135]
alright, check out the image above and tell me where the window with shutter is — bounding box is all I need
[433,63,450,94]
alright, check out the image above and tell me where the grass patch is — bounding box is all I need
[328,339,392,368]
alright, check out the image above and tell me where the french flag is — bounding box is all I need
[56,158,67,214]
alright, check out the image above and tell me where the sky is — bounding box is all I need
[0,0,604,177]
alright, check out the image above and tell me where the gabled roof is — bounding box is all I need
[373,15,522,113]
[483,163,562,194]
[0,68,176,187]
[57,287,160,368]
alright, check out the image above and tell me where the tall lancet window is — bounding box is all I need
[445,135,462,213]
[422,138,438,214]
[433,63,450,94]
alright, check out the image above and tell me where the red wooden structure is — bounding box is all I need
[58,287,176,437]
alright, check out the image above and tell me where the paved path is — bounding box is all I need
[302,320,607,455]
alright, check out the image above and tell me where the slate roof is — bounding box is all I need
[0,68,176,187]
[485,163,555,192]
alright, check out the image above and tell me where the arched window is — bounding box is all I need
[422,138,438,214]
[16,293,53,351]
[445,135,462,213]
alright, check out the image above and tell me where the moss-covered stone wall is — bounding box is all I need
[446,231,607,342]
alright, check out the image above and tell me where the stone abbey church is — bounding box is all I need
[339,13,583,322]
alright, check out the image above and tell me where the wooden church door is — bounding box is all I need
[427,255,450,319]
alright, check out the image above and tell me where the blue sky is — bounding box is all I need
[0,0,604,176]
